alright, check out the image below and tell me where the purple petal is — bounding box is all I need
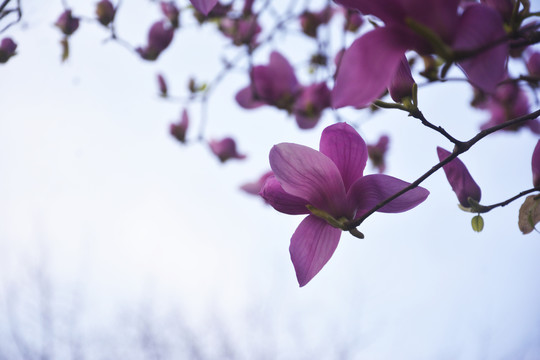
[332,26,409,108]
[532,140,540,188]
[259,176,309,215]
[348,174,429,213]
[289,215,341,287]
[453,4,507,92]
[437,147,482,207]
[190,0,219,15]
[235,86,265,109]
[270,143,348,217]
[319,122,367,191]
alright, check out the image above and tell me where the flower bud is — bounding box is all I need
[209,137,246,163]
[55,9,80,36]
[96,0,116,27]
[157,74,168,97]
[367,135,389,173]
[136,20,174,61]
[388,56,415,103]
[170,109,189,143]
[532,140,540,188]
[344,9,363,32]
[0,37,17,63]
[161,1,180,28]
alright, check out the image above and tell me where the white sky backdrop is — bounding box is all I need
[1,0,540,358]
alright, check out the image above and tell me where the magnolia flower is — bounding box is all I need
[136,20,174,61]
[96,0,116,27]
[533,140,540,188]
[55,9,80,36]
[209,137,246,162]
[367,135,389,173]
[219,16,261,47]
[261,123,429,286]
[332,1,507,108]
[236,51,301,111]
[479,82,540,133]
[170,109,189,143]
[292,82,331,129]
[0,37,17,63]
[190,0,219,16]
[437,147,482,208]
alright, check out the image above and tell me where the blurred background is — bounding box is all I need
[1,0,540,359]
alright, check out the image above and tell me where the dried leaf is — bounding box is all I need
[518,195,540,234]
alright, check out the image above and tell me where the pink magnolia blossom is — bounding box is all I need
[136,20,175,61]
[170,109,189,143]
[437,147,482,208]
[0,37,17,63]
[261,123,429,286]
[241,171,273,195]
[332,1,507,108]
[209,137,246,163]
[367,135,389,173]
[96,0,116,27]
[533,140,540,188]
[292,82,331,129]
[190,0,219,16]
[219,16,261,47]
[236,51,301,111]
[55,9,80,36]
[479,82,540,133]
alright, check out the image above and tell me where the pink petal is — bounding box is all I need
[453,4,507,92]
[348,174,429,213]
[332,26,409,108]
[532,140,540,188]
[289,215,341,287]
[319,123,367,191]
[259,175,309,215]
[241,171,273,195]
[270,143,348,217]
[437,147,482,207]
[235,86,264,109]
[190,0,218,15]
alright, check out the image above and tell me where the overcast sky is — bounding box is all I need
[1,1,540,359]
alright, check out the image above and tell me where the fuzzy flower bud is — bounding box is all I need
[388,56,415,103]
[170,109,189,143]
[532,140,540,188]
[161,2,180,28]
[209,137,246,163]
[0,37,17,63]
[136,20,174,61]
[527,52,540,78]
[96,0,116,27]
[55,9,80,36]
